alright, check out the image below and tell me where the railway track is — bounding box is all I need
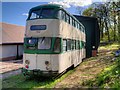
[53,70,67,80]
[53,65,74,80]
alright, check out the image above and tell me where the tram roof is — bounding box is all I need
[29,4,84,28]
[30,4,63,11]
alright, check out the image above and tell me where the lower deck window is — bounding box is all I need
[53,38,61,53]
[67,39,72,51]
[63,39,67,52]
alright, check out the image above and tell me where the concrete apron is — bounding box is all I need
[0,60,23,80]
[0,68,22,80]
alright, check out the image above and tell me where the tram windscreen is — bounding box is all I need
[38,37,51,49]
[29,8,55,19]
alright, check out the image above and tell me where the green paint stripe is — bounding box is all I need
[24,37,85,54]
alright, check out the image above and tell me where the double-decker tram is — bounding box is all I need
[22,4,86,77]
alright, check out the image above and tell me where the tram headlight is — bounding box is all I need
[45,61,51,70]
[25,60,30,65]
[45,61,49,65]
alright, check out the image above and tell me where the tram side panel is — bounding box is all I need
[59,20,83,68]
[25,19,60,37]
[24,19,85,75]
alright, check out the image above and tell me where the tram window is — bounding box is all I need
[79,24,80,29]
[63,39,67,52]
[57,10,62,19]
[79,24,81,30]
[71,40,74,50]
[70,17,72,25]
[83,42,86,48]
[40,8,54,18]
[76,40,78,50]
[80,41,82,49]
[71,40,75,50]
[61,11,65,21]
[66,14,70,24]
[81,41,84,49]
[67,39,71,51]
[75,40,77,50]
[81,25,82,31]
[74,20,75,27]
[53,38,61,53]
[75,21,77,28]
[77,41,80,49]
[68,16,70,24]
[82,41,84,48]
[75,22,77,28]
[84,42,86,48]
[27,38,37,45]
[72,19,74,27]
[30,10,40,19]
[78,23,79,29]
[38,37,51,49]
[77,40,80,50]
[81,27,83,32]
[26,38,37,50]
[83,27,85,33]
[77,23,79,29]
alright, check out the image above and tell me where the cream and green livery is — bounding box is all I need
[22,4,86,77]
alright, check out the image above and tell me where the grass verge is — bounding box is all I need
[82,56,120,88]
[2,68,75,89]
[99,43,120,51]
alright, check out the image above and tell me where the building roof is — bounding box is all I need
[0,22,25,44]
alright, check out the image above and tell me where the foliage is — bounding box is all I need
[82,56,120,88]
[82,1,120,43]
[99,43,120,53]
[101,29,120,43]
[82,7,93,16]
[83,42,120,88]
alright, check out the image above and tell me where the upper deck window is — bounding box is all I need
[40,8,54,18]
[29,8,55,20]
[30,10,41,19]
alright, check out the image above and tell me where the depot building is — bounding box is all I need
[0,22,25,61]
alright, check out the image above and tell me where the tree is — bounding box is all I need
[81,1,120,43]
[82,7,93,16]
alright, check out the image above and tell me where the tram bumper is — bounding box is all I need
[22,68,58,77]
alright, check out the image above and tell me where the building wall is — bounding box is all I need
[0,44,23,60]
[18,45,24,56]
[0,45,2,59]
